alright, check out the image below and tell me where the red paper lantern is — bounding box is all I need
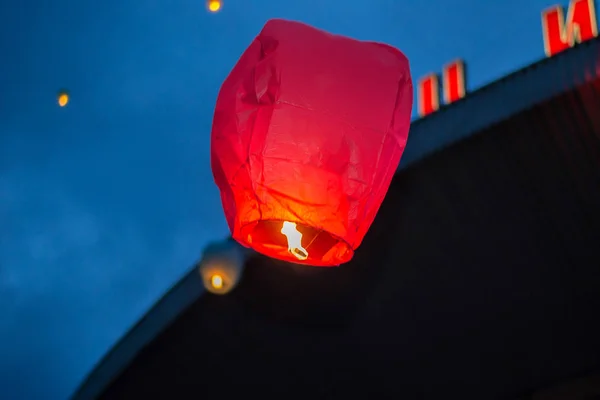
[211,19,413,266]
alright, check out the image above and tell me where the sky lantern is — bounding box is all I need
[206,0,221,12]
[57,90,69,107]
[198,239,247,295]
[211,19,413,267]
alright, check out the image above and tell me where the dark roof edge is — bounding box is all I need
[70,265,204,400]
[399,37,600,169]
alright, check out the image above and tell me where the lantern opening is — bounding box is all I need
[210,274,223,289]
[239,220,353,267]
[280,221,308,261]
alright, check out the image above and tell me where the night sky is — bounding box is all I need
[0,0,564,398]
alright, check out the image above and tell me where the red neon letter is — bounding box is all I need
[417,73,439,117]
[541,0,598,57]
[442,59,466,104]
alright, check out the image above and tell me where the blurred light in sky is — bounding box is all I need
[57,91,69,107]
[207,0,222,13]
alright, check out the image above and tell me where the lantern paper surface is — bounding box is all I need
[211,19,413,266]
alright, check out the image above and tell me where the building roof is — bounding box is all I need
[401,36,600,168]
[72,37,600,400]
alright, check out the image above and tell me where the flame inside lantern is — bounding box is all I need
[210,274,223,289]
[280,221,309,261]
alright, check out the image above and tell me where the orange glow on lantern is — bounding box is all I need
[210,274,223,289]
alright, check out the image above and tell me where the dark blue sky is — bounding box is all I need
[0,0,562,398]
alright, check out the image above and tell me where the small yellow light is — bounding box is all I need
[207,0,221,12]
[58,93,69,107]
[211,274,223,289]
[281,221,309,261]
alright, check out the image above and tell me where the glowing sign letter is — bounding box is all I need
[442,60,466,105]
[542,0,598,57]
[417,73,440,117]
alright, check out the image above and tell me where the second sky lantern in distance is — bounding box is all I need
[211,19,413,267]
[206,0,221,12]
[57,90,69,107]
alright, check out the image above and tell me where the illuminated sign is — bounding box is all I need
[416,0,599,117]
[417,60,466,117]
[541,0,597,56]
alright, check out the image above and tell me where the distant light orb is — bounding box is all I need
[57,92,69,107]
[198,239,247,295]
[207,0,221,12]
[211,274,223,289]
